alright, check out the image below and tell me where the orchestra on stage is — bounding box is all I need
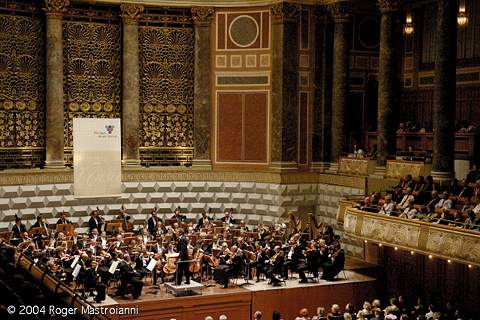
[4,208,346,301]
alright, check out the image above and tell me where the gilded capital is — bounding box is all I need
[271,2,299,22]
[378,0,399,13]
[191,7,215,25]
[43,0,70,16]
[120,3,144,24]
[328,1,351,23]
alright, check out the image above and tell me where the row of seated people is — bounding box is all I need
[293,294,470,320]
[354,174,480,231]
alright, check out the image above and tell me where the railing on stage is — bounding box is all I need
[339,204,480,266]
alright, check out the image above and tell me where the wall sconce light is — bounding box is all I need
[404,10,414,35]
[457,0,468,27]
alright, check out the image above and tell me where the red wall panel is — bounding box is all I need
[244,93,267,162]
[218,93,243,161]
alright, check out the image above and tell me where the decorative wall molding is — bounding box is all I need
[342,206,480,266]
[0,169,367,188]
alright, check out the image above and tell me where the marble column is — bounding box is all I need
[191,7,214,170]
[328,1,351,172]
[375,0,400,175]
[431,0,457,181]
[120,4,143,167]
[269,3,299,172]
[312,7,333,172]
[44,0,69,169]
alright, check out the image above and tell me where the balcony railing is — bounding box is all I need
[338,204,480,266]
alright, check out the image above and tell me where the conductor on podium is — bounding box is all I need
[176,228,190,285]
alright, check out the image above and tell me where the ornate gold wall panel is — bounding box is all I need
[139,14,194,166]
[63,17,121,165]
[0,11,45,169]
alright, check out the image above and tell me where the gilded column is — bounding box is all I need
[431,0,457,181]
[375,0,400,174]
[191,7,215,170]
[44,0,69,169]
[312,6,333,172]
[269,3,299,172]
[120,4,143,166]
[328,1,351,172]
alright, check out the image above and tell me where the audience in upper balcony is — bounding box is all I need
[353,170,480,231]
[465,164,480,183]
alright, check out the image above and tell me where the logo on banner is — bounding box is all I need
[105,125,115,134]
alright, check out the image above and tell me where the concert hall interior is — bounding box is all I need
[0,0,479,320]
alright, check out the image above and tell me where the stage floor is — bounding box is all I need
[91,259,380,320]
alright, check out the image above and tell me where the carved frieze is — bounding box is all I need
[43,0,70,16]
[191,7,214,26]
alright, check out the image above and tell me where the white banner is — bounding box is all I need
[73,118,121,198]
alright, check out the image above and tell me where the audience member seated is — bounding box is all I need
[397,188,414,210]
[379,195,396,216]
[465,165,480,183]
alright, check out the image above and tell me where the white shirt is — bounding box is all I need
[435,198,452,209]
[380,202,395,215]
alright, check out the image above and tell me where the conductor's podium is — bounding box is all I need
[164,280,204,297]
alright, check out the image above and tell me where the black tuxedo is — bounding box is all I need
[172,214,187,223]
[56,218,71,225]
[116,261,143,299]
[176,235,190,285]
[147,216,159,235]
[195,216,211,231]
[88,217,103,234]
[220,216,236,225]
[12,223,26,239]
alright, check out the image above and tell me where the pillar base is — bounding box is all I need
[121,159,142,167]
[191,159,212,171]
[269,161,298,173]
[44,160,66,169]
[430,170,454,182]
[326,162,339,174]
[311,161,330,173]
[370,165,387,178]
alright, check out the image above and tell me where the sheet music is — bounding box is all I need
[146,258,157,271]
[72,264,81,278]
[109,260,119,274]
[70,255,80,269]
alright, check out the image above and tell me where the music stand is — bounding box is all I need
[56,224,75,237]
[106,222,123,235]
[214,227,225,235]
[165,219,176,227]
[28,227,46,238]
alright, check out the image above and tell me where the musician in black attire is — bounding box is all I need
[56,212,72,225]
[172,207,187,223]
[32,215,49,233]
[116,254,143,299]
[255,247,269,282]
[321,245,345,281]
[12,215,27,239]
[147,210,160,236]
[222,246,244,288]
[266,246,284,286]
[282,241,304,280]
[297,242,321,283]
[195,210,212,231]
[88,210,103,235]
[176,228,190,285]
